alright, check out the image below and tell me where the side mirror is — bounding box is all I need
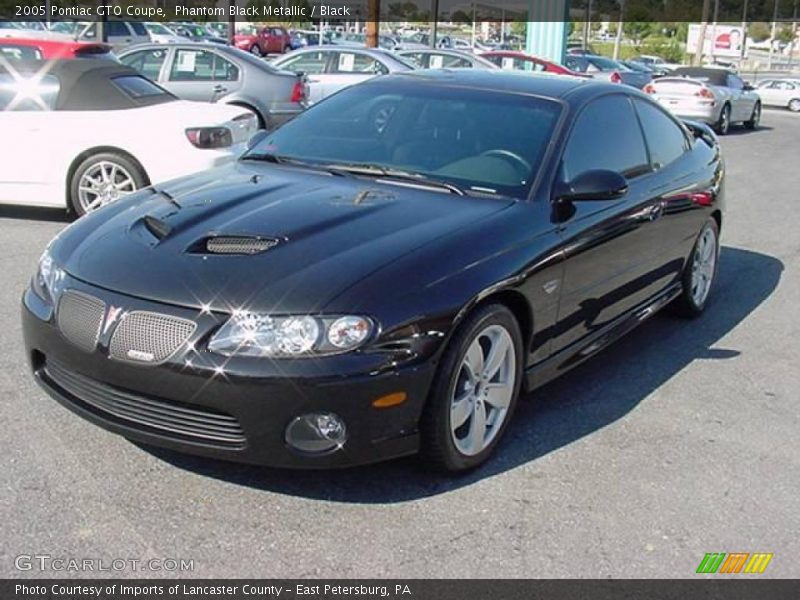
[743,82,755,91]
[246,129,269,151]
[556,169,628,202]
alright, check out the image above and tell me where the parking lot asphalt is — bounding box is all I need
[1,110,798,579]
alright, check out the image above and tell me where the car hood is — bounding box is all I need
[56,162,514,313]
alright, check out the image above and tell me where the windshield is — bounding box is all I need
[245,80,561,198]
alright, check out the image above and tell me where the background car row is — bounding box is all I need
[0,25,796,220]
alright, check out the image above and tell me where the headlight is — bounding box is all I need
[32,249,64,304]
[208,312,374,358]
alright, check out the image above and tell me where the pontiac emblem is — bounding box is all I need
[102,305,124,335]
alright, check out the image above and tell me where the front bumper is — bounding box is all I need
[22,280,436,468]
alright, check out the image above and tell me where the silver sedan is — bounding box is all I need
[272,47,414,104]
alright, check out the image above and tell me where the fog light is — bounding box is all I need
[285,412,347,454]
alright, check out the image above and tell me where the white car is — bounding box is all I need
[271,47,413,104]
[0,60,257,216]
[644,67,761,134]
[143,22,185,45]
[756,79,800,112]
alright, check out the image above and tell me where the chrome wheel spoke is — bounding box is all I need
[467,400,487,455]
[464,341,484,381]
[451,391,473,429]
[484,382,512,410]
[483,332,510,380]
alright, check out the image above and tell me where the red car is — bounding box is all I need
[234,26,291,57]
[0,38,113,61]
[480,51,584,77]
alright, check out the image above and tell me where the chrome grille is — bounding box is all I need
[109,311,196,364]
[206,236,279,255]
[43,360,246,446]
[57,291,105,353]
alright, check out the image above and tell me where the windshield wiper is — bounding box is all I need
[321,163,466,196]
[241,153,351,176]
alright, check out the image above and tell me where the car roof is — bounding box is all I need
[0,59,174,109]
[375,68,612,100]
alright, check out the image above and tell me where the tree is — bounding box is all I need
[776,24,796,45]
[623,22,655,44]
[749,21,772,42]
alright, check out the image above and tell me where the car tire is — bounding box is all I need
[69,152,147,217]
[249,44,261,57]
[744,102,761,129]
[283,45,291,53]
[788,98,800,112]
[420,304,523,473]
[669,217,720,318]
[715,104,731,135]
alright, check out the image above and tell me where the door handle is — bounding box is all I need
[213,85,228,93]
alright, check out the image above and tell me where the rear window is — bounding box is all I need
[112,75,171,99]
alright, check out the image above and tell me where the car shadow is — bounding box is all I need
[725,124,775,136]
[142,246,783,503]
[0,205,70,223]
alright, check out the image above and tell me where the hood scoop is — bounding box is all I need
[192,235,282,256]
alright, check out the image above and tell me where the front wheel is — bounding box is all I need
[715,104,731,135]
[744,102,761,129]
[420,304,523,472]
[788,98,800,113]
[670,218,720,318]
[249,44,262,57]
[69,152,147,217]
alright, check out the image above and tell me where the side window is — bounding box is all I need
[335,53,386,74]
[633,99,688,170]
[521,59,544,72]
[0,73,59,111]
[279,52,327,75]
[107,21,128,37]
[728,74,744,90]
[212,54,239,81]
[402,53,425,68]
[129,22,148,36]
[120,49,168,81]
[169,49,214,81]
[440,55,472,68]
[563,95,649,181]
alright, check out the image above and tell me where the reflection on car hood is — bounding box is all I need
[55,162,514,313]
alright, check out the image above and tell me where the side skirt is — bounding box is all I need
[523,282,683,393]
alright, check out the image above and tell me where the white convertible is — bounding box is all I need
[0,59,257,215]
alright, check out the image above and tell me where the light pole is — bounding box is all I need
[768,0,779,70]
[694,0,711,66]
[613,0,624,60]
[366,0,379,48]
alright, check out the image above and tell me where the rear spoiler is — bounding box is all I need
[683,119,718,147]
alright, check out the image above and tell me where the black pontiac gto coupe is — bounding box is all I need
[23,70,724,472]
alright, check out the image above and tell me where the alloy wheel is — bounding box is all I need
[77,161,137,213]
[789,99,800,112]
[450,324,516,457]
[690,226,717,307]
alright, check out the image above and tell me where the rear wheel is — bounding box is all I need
[715,104,731,135]
[670,218,720,318]
[788,98,800,112]
[249,44,262,57]
[421,304,523,472]
[69,152,147,217]
[744,102,761,129]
